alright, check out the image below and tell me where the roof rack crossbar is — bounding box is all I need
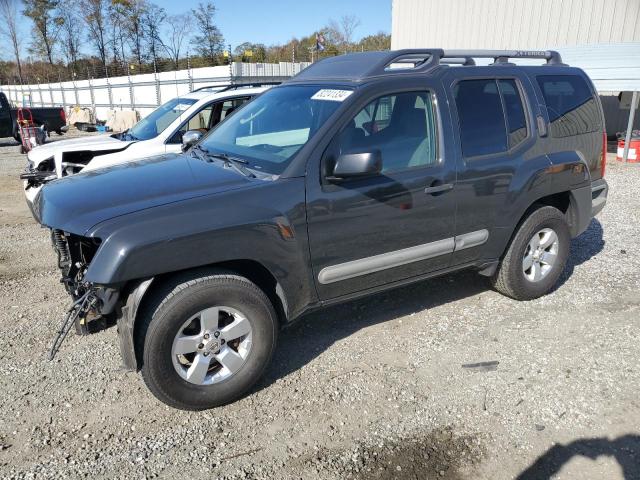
[441,49,564,65]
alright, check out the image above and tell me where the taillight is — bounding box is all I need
[60,109,66,123]
[601,131,607,178]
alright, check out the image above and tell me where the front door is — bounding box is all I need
[306,89,457,300]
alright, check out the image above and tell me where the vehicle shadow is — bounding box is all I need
[257,217,605,391]
[259,268,487,389]
[556,217,605,288]
[0,138,19,148]
[516,434,640,479]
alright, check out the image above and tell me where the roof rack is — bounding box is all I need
[290,49,566,83]
[193,81,281,93]
[369,48,565,76]
[442,49,565,66]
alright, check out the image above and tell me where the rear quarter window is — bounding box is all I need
[536,75,601,138]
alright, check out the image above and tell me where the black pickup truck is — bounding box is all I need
[0,91,67,140]
[31,49,608,410]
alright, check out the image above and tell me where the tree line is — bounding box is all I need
[0,0,390,85]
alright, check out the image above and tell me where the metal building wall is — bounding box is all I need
[391,0,640,49]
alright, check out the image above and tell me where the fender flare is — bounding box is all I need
[117,278,154,371]
[116,262,292,372]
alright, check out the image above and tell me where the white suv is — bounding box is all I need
[22,85,272,206]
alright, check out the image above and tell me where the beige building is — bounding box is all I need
[391,0,640,50]
[391,0,640,149]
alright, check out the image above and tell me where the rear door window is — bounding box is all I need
[536,75,600,137]
[454,78,530,157]
[454,79,508,157]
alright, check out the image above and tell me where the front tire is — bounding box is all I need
[491,206,570,300]
[138,271,278,410]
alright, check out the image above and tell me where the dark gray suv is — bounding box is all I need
[32,49,608,410]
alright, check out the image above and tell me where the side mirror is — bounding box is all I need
[181,130,203,152]
[331,150,382,179]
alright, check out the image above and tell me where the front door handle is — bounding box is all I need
[424,183,454,195]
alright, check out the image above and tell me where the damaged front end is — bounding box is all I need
[20,156,57,188]
[22,150,109,205]
[48,229,119,358]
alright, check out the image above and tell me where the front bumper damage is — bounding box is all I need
[21,157,56,208]
[47,229,119,358]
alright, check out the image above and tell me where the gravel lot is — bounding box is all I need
[0,132,639,479]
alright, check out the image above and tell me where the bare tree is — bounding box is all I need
[58,0,83,67]
[0,0,24,82]
[82,0,109,67]
[191,1,224,64]
[22,0,62,65]
[111,0,148,68]
[328,14,361,53]
[108,2,128,66]
[162,14,192,69]
[142,3,166,66]
[339,15,361,46]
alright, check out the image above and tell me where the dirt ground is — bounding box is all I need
[0,131,639,479]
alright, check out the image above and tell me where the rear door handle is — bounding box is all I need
[424,183,454,195]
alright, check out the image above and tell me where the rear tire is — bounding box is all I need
[138,270,278,410]
[491,206,570,300]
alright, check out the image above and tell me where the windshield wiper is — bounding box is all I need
[195,148,255,178]
[190,144,209,160]
[209,151,249,165]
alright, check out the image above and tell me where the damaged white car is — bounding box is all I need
[21,84,272,206]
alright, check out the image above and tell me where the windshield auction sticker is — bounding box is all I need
[311,89,353,102]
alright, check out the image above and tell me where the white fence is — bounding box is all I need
[3,62,311,121]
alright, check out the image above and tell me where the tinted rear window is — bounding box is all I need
[536,75,601,137]
[454,79,507,157]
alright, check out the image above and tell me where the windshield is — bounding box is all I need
[199,85,349,175]
[128,97,198,140]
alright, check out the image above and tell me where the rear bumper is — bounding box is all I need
[591,178,608,218]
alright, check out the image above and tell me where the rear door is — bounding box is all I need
[444,69,538,266]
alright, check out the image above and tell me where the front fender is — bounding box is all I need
[85,178,315,320]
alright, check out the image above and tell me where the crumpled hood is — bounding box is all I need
[27,133,132,164]
[33,153,252,234]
